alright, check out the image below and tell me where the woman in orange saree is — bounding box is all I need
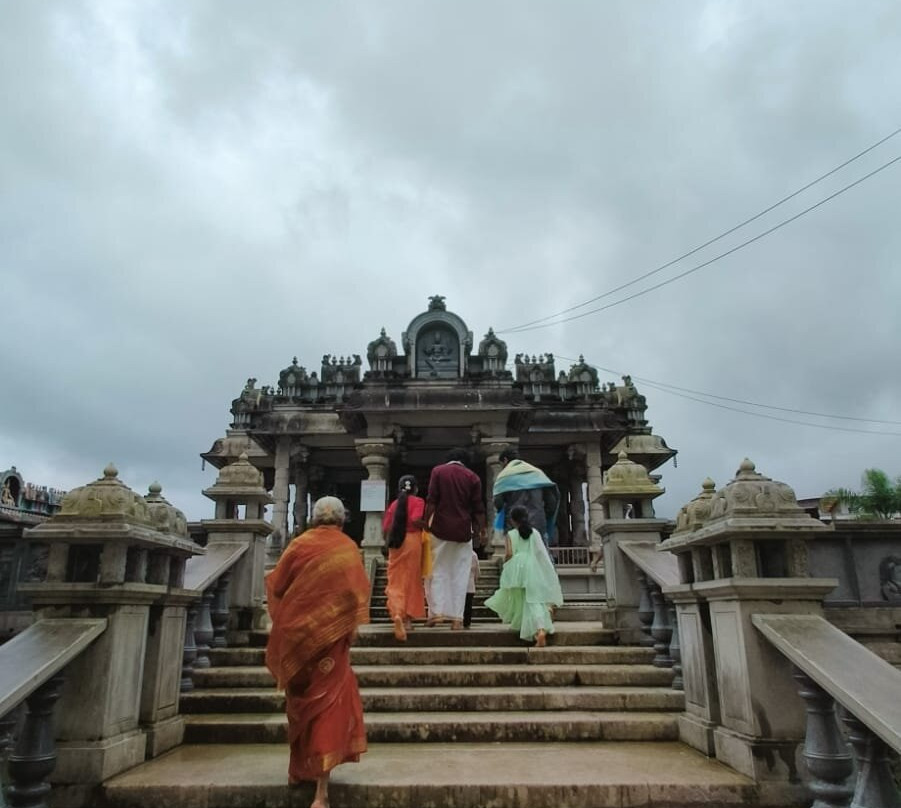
[266,496,370,808]
[382,475,426,641]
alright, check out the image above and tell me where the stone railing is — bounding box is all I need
[619,542,683,692]
[0,619,107,806]
[753,613,901,808]
[552,546,590,567]
[180,544,249,693]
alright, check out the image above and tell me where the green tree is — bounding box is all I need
[823,468,901,520]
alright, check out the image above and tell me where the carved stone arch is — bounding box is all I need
[402,308,473,379]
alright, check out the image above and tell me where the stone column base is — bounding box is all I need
[53,729,147,783]
[713,725,803,782]
[678,713,717,756]
[143,714,184,759]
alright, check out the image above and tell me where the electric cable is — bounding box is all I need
[501,137,901,334]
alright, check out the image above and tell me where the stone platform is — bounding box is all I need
[102,741,804,808]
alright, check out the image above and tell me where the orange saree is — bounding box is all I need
[265,525,370,782]
[382,496,427,621]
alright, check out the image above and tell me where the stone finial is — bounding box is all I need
[144,481,188,538]
[57,465,152,524]
[674,477,717,534]
[600,451,664,499]
[707,458,805,522]
[203,453,272,504]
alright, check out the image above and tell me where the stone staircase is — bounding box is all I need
[368,555,502,625]
[99,561,807,808]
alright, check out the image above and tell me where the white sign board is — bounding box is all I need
[360,480,387,512]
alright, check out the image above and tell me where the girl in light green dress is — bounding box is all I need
[485,505,564,646]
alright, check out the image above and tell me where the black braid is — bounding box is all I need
[510,505,533,539]
[388,475,417,549]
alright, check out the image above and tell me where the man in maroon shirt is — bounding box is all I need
[423,448,486,630]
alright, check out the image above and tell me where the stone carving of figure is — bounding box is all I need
[879,556,901,604]
[423,331,451,369]
[1,481,15,507]
[428,295,447,311]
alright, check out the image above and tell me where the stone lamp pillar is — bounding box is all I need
[658,459,836,783]
[356,440,394,574]
[595,451,669,643]
[19,465,202,783]
[201,452,272,630]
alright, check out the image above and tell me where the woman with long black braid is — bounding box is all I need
[382,475,427,641]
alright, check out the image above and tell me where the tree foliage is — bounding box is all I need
[824,468,901,520]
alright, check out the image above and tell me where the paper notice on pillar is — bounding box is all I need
[360,480,387,511]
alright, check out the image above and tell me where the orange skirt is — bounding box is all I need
[385,529,426,620]
[285,636,366,782]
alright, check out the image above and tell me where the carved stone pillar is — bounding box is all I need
[567,445,587,547]
[271,437,291,543]
[291,450,310,535]
[481,440,510,558]
[355,440,394,575]
[585,441,604,547]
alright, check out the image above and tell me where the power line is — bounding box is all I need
[501,124,901,333]
[552,354,901,435]
[639,379,901,437]
[501,152,901,334]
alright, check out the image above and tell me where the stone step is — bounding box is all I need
[208,644,654,667]
[192,663,674,689]
[183,710,681,744]
[106,742,801,808]
[242,622,617,647]
[181,685,684,714]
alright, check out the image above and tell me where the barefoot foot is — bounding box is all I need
[393,616,407,641]
[536,629,547,647]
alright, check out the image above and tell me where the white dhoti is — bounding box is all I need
[426,537,473,620]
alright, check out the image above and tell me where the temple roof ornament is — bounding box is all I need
[57,464,152,525]
[203,452,273,503]
[428,294,446,311]
[568,355,598,388]
[477,328,507,359]
[367,328,398,364]
[600,451,664,499]
[707,458,806,522]
[144,482,189,538]
[673,478,717,535]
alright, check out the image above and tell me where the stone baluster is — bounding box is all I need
[636,570,655,648]
[842,712,901,808]
[193,590,215,670]
[211,572,231,649]
[648,581,673,668]
[790,670,854,808]
[1,705,22,802]
[668,603,683,691]
[181,604,198,693]
[6,675,64,808]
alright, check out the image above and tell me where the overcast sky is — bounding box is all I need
[3,1,900,522]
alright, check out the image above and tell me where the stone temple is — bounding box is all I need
[201,294,676,560]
